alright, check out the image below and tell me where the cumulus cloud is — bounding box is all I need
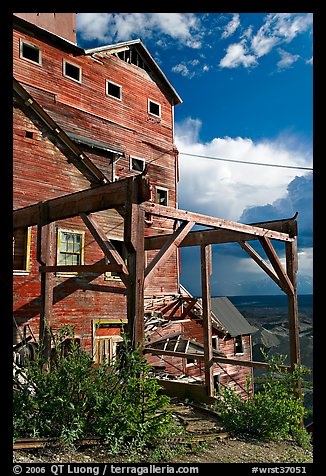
[175,117,312,223]
[219,40,257,69]
[77,12,203,48]
[221,13,240,39]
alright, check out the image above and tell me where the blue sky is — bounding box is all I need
[76,13,313,296]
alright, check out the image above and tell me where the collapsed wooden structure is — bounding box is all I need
[13,13,301,401]
[13,171,300,397]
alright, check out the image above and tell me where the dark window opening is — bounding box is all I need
[25,131,34,139]
[156,188,168,206]
[106,80,122,99]
[116,48,150,72]
[63,61,81,82]
[13,228,29,271]
[234,335,244,354]
[21,42,41,64]
[130,157,145,172]
[148,100,161,117]
[105,239,126,279]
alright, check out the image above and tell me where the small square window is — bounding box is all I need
[130,157,145,172]
[106,80,122,100]
[20,40,41,65]
[155,187,168,206]
[148,100,161,117]
[63,60,82,83]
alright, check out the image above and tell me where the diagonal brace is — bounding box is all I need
[239,241,283,290]
[144,221,195,289]
[80,212,129,286]
[259,236,294,295]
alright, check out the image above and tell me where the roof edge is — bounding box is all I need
[85,39,182,106]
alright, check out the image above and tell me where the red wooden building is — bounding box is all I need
[13,13,301,401]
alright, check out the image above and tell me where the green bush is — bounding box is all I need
[214,351,312,447]
[13,325,174,451]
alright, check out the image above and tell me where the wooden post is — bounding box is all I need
[39,221,56,369]
[124,179,145,351]
[285,238,302,398]
[200,244,214,398]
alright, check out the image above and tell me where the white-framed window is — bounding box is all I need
[155,187,168,206]
[212,335,219,351]
[234,335,244,355]
[20,39,42,65]
[63,59,82,83]
[148,99,161,118]
[13,227,32,274]
[130,156,145,173]
[56,228,85,274]
[106,79,122,100]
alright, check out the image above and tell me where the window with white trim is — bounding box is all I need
[148,99,161,117]
[130,156,145,173]
[56,229,84,272]
[20,40,41,65]
[155,187,168,206]
[63,59,82,83]
[106,80,122,100]
[13,227,31,273]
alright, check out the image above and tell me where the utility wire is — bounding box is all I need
[179,151,313,171]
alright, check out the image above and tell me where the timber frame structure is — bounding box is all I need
[13,173,301,398]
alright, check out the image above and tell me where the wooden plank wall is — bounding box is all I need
[13,28,180,350]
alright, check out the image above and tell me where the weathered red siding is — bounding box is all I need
[13,22,179,351]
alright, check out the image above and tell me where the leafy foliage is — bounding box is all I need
[214,349,312,447]
[13,325,175,451]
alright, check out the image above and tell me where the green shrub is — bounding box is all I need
[214,351,312,447]
[13,325,174,451]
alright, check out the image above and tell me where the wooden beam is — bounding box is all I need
[14,77,110,185]
[286,239,301,371]
[13,175,151,229]
[201,244,214,398]
[179,298,197,320]
[239,241,282,289]
[140,202,294,242]
[144,348,291,371]
[124,180,145,350]
[39,222,55,370]
[80,212,129,286]
[259,236,294,295]
[39,264,123,274]
[144,221,194,289]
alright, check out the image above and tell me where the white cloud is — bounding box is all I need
[219,41,257,69]
[306,56,313,65]
[172,63,192,78]
[277,48,300,70]
[175,118,312,222]
[219,13,312,70]
[77,12,202,48]
[221,13,240,39]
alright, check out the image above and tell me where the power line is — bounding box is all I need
[179,151,313,171]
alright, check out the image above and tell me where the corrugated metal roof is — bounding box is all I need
[210,297,258,337]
